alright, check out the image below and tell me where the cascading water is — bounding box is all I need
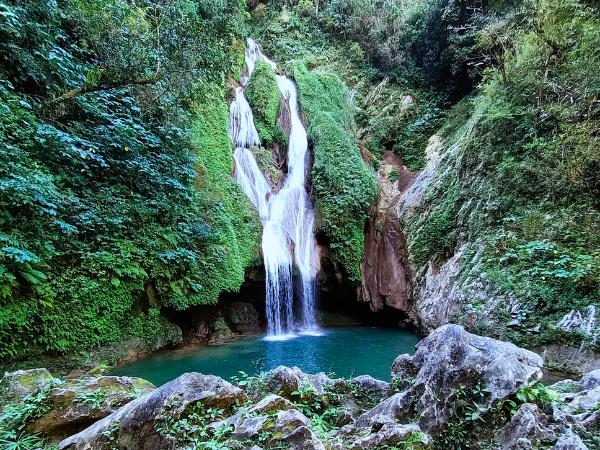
[228,38,319,338]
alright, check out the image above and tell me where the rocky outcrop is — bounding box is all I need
[264,365,344,398]
[6,326,599,450]
[0,368,59,408]
[385,324,543,432]
[59,373,247,449]
[361,151,415,312]
[494,403,558,449]
[557,306,597,335]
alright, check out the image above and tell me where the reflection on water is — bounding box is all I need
[112,327,421,386]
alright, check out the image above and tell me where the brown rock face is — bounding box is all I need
[360,152,415,312]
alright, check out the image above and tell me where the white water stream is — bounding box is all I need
[229,39,319,338]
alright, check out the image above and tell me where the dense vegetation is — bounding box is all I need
[0,0,260,361]
[293,62,376,281]
[1,0,599,367]
[250,0,599,349]
[403,0,600,348]
[245,60,285,148]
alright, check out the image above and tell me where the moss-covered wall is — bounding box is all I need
[187,83,262,309]
[293,62,377,282]
[246,61,285,148]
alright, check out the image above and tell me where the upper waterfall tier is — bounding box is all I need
[228,38,319,336]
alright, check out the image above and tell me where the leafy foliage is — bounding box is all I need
[0,0,258,360]
[404,0,600,345]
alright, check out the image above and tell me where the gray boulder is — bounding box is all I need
[356,391,413,427]
[552,432,589,450]
[388,324,543,432]
[232,416,268,439]
[579,369,600,391]
[29,375,154,439]
[351,375,389,400]
[209,394,295,431]
[0,368,59,407]
[348,423,430,449]
[59,373,246,450]
[264,366,341,398]
[494,403,558,449]
[272,425,325,450]
[275,408,310,432]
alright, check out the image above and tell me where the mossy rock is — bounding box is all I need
[28,375,155,439]
[0,368,60,408]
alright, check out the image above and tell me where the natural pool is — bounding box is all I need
[112,327,421,386]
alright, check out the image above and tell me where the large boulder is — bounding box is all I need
[364,324,543,433]
[0,368,60,407]
[29,375,154,439]
[552,432,589,450]
[59,373,246,450]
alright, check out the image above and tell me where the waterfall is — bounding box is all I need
[229,38,319,338]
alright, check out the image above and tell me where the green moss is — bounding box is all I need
[246,60,285,147]
[408,184,461,267]
[187,82,262,309]
[293,62,377,282]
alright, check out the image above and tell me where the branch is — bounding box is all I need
[43,73,162,107]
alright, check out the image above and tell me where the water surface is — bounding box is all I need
[112,327,420,385]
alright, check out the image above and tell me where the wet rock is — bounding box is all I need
[29,376,155,439]
[59,373,246,450]
[387,324,543,433]
[360,152,415,312]
[272,425,325,450]
[494,404,558,449]
[352,375,389,400]
[552,431,589,450]
[0,368,59,407]
[228,302,260,334]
